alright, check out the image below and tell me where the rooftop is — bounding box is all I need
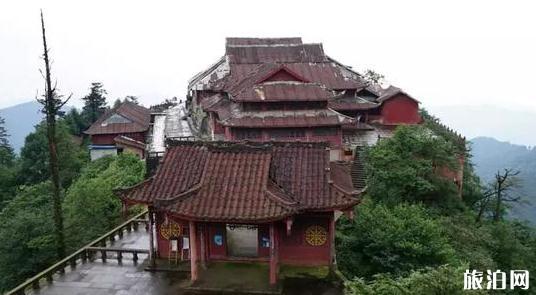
[117,141,362,222]
[85,102,151,135]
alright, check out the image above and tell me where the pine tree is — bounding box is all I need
[82,82,108,124]
[0,115,9,149]
[0,115,14,166]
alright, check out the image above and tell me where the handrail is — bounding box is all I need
[5,209,148,295]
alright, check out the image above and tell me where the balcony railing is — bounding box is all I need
[5,209,149,295]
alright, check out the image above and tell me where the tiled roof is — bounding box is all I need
[114,135,146,150]
[223,62,364,91]
[235,82,333,102]
[329,100,379,111]
[85,102,151,135]
[226,44,327,64]
[376,86,419,103]
[226,37,302,46]
[117,141,361,222]
[219,109,354,128]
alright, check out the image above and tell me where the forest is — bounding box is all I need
[336,119,536,294]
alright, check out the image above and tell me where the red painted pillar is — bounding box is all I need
[329,212,336,274]
[269,223,278,285]
[199,223,207,269]
[189,221,198,282]
[148,207,156,267]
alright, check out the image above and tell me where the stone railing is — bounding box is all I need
[5,209,149,295]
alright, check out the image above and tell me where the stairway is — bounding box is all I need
[351,146,366,190]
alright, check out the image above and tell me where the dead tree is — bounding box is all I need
[491,169,521,222]
[38,10,70,259]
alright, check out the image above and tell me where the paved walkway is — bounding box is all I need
[29,230,190,295]
[31,259,188,295]
[27,229,342,295]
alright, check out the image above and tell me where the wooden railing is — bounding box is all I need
[5,209,149,295]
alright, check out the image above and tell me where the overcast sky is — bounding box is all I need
[1,0,536,113]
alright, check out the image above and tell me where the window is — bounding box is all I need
[268,129,306,140]
[234,129,262,140]
[313,127,338,136]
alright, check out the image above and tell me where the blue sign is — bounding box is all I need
[214,234,223,246]
[261,236,270,248]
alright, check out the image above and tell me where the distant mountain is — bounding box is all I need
[428,105,536,147]
[470,137,536,224]
[0,101,44,153]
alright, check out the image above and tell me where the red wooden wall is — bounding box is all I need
[380,95,421,125]
[278,214,331,265]
[154,212,333,267]
[90,132,146,145]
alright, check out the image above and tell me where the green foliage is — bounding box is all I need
[0,115,18,209]
[81,82,108,124]
[63,153,144,249]
[339,124,535,293]
[344,264,487,295]
[0,182,57,292]
[63,108,87,136]
[361,69,385,86]
[337,200,455,279]
[0,162,17,210]
[439,214,496,271]
[0,154,144,291]
[366,125,460,207]
[19,121,88,187]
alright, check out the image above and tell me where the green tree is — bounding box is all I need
[63,108,87,136]
[63,153,144,249]
[124,95,139,105]
[0,115,10,150]
[344,264,487,295]
[362,69,385,86]
[19,121,88,187]
[337,200,455,279]
[82,82,108,124]
[0,182,57,292]
[366,125,460,207]
[0,115,17,210]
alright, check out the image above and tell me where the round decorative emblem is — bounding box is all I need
[304,225,328,246]
[160,222,181,240]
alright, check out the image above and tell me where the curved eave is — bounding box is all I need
[164,210,297,224]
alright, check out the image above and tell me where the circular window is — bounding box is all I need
[160,222,181,240]
[304,225,328,246]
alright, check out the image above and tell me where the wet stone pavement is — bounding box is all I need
[31,259,189,295]
[26,229,342,295]
[28,230,190,295]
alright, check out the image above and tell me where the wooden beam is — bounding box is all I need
[199,223,207,269]
[329,212,336,275]
[148,207,156,267]
[269,223,278,285]
[189,221,198,282]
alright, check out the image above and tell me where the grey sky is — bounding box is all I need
[1,0,536,114]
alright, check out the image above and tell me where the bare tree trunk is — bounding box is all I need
[40,10,66,259]
[493,178,502,222]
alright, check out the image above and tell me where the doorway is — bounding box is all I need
[226,224,258,257]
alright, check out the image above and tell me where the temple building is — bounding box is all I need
[116,140,363,285]
[85,101,151,160]
[187,37,421,160]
